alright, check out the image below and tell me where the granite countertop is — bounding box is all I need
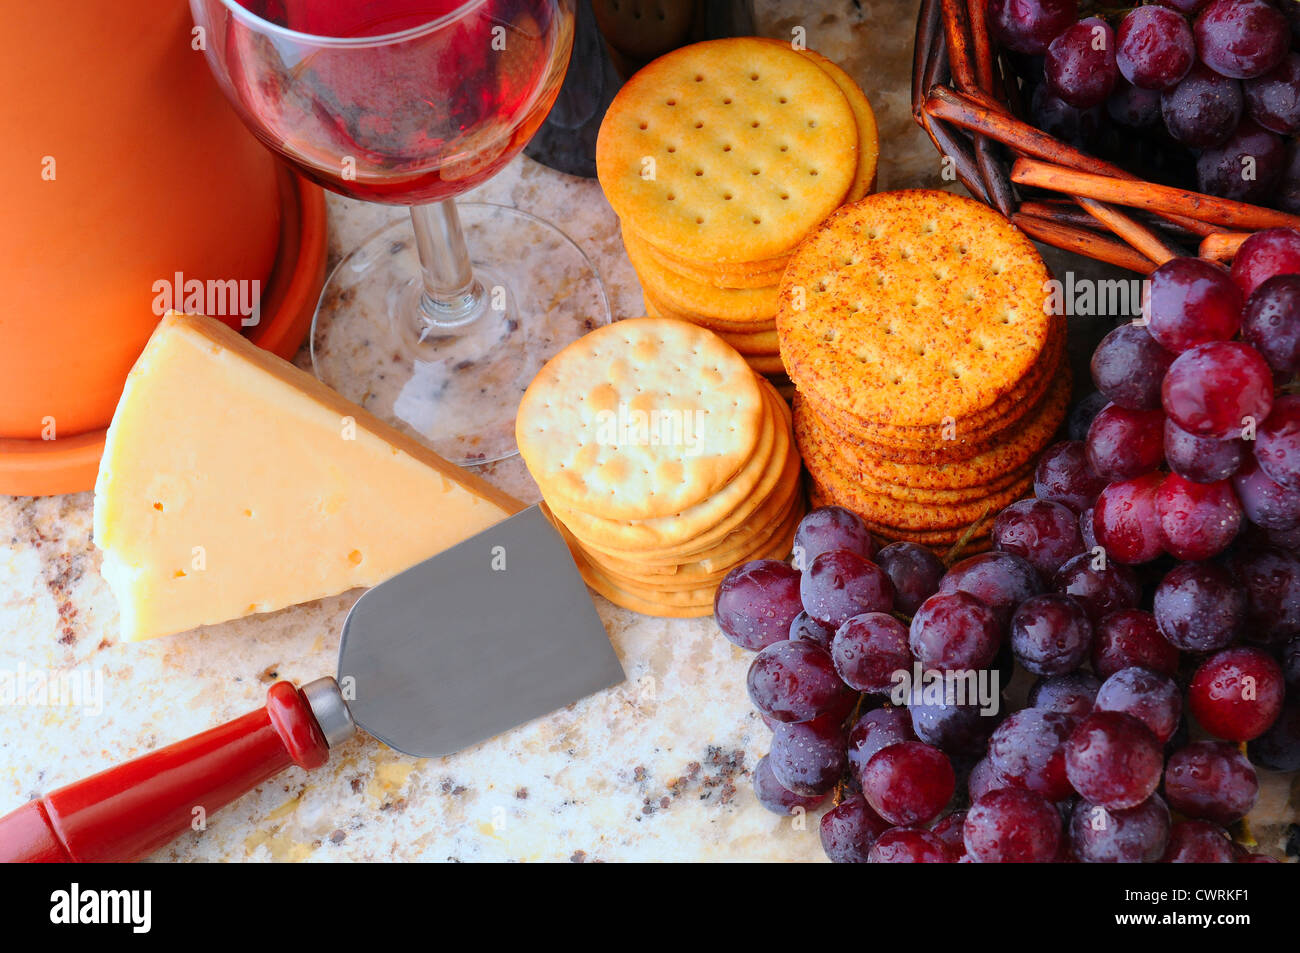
[1,1,1292,862]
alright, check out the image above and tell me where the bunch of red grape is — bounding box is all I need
[715,231,1300,858]
[988,0,1300,208]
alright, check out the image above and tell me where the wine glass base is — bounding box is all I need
[311,203,611,467]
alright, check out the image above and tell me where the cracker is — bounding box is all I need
[624,226,781,323]
[713,325,780,356]
[643,287,777,334]
[759,41,879,202]
[776,190,1053,426]
[550,380,784,550]
[744,353,787,376]
[597,37,859,262]
[572,383,800,561]
[635,236,790,289]
[517,317,763,521]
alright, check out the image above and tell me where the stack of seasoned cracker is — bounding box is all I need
[596,37,878,382]
[516,317,803,618]
[777,190,1069,551]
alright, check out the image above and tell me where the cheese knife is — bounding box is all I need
[0,504,624,862]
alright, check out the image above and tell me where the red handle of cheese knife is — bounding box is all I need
[0,680,330,862]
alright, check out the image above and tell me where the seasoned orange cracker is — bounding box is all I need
[777,190,1053,427]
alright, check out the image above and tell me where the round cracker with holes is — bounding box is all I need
[517,317,764,521]
[597,38,859,263]
[777,190,1053,427]
[623,226,780,322]
[549,380,784,550]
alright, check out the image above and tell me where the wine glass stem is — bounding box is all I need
[410,200,487,330]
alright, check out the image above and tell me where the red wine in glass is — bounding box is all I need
[193,0,610,466]
[225,0,561,203]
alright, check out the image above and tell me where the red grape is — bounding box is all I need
[874,541,946,616]
[819,794,890,863]
[1094,666,1182,743]
[714,559,803,651]
[847,706,916,778]
[1093,472,1166,565]
[792,506,874,570]
[1010,593,1094,676]
[1069,390,1110,442]
[1068,794,1171,863]
[1164,740,1259,826]
[1090,323,1175,409]
[1248,693,1300,770]
[1287,638,1300,687]
[1153,0,1210,12]
[1226,546,1300,641]
[1230,227,1300,299]
[988,0,1079,55]
[1164,419,1247,484]
[746,639,852,724]
[938,551,1044,627]
[1161,341,1274,440]
[831,612,912,694]
[1086,405,1166,483]
[788,610,835,650]
[929,810,970,860]
[1189,645,1285,741]
[1195,118,1286,203]
[1053,552,1141,624]
[1030,83,1108,151]
[1194,0,1289,80]
[1256,395,1300,490]
[1244,52,1300,134]
[800,550,894,628]
[1161,63,1243,147]
[1117,6,1195,90]
[752,754,827,815]
[1154,473,1243,561]
[908,688,1002,757]
[1030,671,1102,717]
[988,708,1077,801]
[860,741,955,826]
[1162,820,1236,862]
[1107,81,1164,127]
[868,827,954,863]
[964,788,1062,863]
[770,714,847,795]
[1242,274,1300,376]
[1142,257,1243,352]
[909,590,1003,673]
[1046,18,1119,109]
[992,499,1086,579]
[1036,440,1110,513]
[1153,561,1246,651]
[1064,710,1164,810]
[1092,609,1180,679]
[968,755,1013,800]
[1234,456,1300,530]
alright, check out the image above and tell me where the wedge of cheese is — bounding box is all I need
[93,312,522,641]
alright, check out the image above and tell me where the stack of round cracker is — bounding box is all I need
[595,37,879,382]
[516,317,804,618]
[776,190,1070,551]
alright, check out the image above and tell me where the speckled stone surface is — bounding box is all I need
[0,2,1293,862]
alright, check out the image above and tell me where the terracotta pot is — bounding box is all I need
[0,1,283,441]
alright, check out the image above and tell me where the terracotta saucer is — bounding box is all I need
[0,168,328,497]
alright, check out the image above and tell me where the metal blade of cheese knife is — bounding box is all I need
[335,503,625,758]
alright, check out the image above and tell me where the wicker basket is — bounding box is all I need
[910,0,1300,273]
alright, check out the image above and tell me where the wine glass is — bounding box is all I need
[190,0,608,465]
